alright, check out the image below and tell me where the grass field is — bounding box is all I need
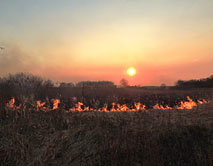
[0,95,213,166]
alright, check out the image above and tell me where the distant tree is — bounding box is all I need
[175,80,184,87]
[175,75,213,89]
[120,78,129,87]
[0,73,41,88]
[209,75,213,79]
[59,82,66,87]
[59,82,74,87]
[0,72,54,99]
[76,81,115,88]
[160,83,167,89]
[42,79,54,87]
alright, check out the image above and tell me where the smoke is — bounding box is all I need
[0,43,40,76]
[0,42,212,86]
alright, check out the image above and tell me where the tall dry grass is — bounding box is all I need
[0,102,212,166]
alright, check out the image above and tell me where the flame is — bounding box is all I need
[37,101,46,111]
[135,102,146,111]
[111,102,116,112]
[76,102,83,111]
[52,99,60,110]
[5,96,211,112]
[6,98,15,108]
[197,99,208,104]
[69,102,84,111]
[153,104,172,110]
[116,104,129,112]
[103,104,108,112]
[176,96,197,110]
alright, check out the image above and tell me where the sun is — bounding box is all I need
[127,67,136,76]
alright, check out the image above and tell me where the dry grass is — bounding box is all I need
[0,102,213,166]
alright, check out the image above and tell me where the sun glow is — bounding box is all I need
[127,67,136,76]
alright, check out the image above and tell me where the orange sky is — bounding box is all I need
[0,0,212,85]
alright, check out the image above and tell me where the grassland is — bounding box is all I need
[0,99,212,166]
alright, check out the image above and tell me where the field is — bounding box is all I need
[0,88,213,166]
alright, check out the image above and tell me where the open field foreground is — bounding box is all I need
[0,101,213,166]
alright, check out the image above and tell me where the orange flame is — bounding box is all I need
[6,98,15,108]
[69,102,84,111]
[103,104,108,112]
[37,101,46,111]
[135,102,146,111]
[176,96,197,109]
[197,99,208,104]
[76,102,83,111]
[5,96,211,112]
[52,99,60,110]
[117,104,130,112]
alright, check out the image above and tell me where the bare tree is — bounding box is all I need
[120,78,129,87]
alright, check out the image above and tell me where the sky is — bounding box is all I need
[0,0,212,85]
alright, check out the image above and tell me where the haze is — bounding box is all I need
[0,0,212,85]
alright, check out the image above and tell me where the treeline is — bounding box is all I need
[0,73,116,101]
[1,72,213,108]
[175,75,213,89]
[0,73,115,88]
[0,73,54,101]
[59,81,115,88]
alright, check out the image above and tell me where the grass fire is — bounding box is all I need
[1,1,213,164]
[0,73,213,165]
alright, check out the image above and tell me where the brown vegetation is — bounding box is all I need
[0,73,213,165]
[0,99,213,165]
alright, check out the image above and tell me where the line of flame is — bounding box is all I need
[5,96,210,112]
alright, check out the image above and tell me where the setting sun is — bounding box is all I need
[127,67,136,77]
